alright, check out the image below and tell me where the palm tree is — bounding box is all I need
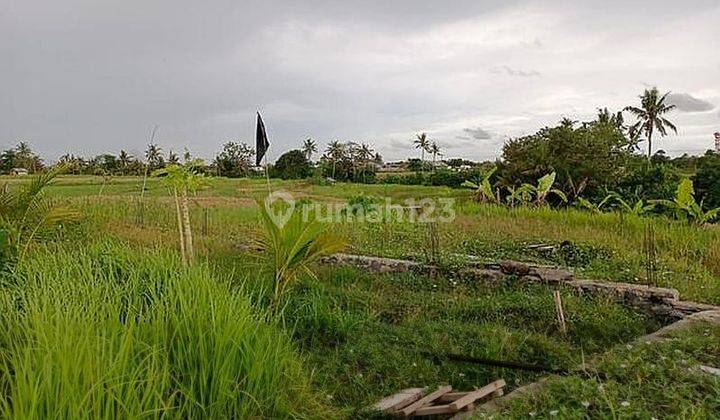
[345,142,360,180]
[413,133,430,175]
[0,168,80,265]
[326,141,344,179]
[118,150,131,175]
[359,143,374,182]
[145,143,163,170]
[559,118,577,129]
[624,87,677,160]
[255,202,346,304]
[302,138,317,162]
[167,150,180,165]
[429,142,442,172]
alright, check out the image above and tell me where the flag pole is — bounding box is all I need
[263,153,271,195]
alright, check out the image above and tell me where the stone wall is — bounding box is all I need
[320,253,719,320]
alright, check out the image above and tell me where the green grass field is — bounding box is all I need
[1,175,719,418]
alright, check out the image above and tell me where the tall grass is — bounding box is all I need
[0,241,325,419]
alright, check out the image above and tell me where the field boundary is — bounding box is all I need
[320,253,720,320]
[466,309,720,417]
[320,253,720,418]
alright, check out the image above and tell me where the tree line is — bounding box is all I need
[0,141,258,178]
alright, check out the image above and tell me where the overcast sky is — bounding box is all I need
[2,0,719,162]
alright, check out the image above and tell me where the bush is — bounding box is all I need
[615,159,681,202]
[271,149,312,179]
[498,119,631,200]
[379,168,483,188]
[694,151,720,210]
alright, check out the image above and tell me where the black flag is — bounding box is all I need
[255,112,270,166]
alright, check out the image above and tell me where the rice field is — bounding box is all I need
[1,174,719,419]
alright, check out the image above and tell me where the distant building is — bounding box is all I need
[378,161,407,173]
[715,132,720,153]
[10,168,28,176]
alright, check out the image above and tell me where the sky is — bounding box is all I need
[2,0,719,163]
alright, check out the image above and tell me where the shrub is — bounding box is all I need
[615,158,681,203]
[694,151,720,210]
[271,149,312,179]
[498,119,631,200]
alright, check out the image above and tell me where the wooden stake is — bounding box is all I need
[552,289,567,334]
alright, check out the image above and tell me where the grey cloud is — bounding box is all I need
[490,65,541,77]
[667,93,715,113]
[1,0,719,162]
[458,127,493,141]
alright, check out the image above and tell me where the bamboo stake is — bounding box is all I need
[552,289,567,334]
[173,187,187,267]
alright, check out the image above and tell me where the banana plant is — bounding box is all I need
[533,172,567,205]
[512,172,567,206]
[462,167,498,203]
[652,178,720,225]
[578,193,654,216]
[577,194,614,214]
[506,184,534,207]
[613,196,655,216]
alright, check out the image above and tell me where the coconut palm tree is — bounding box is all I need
[429,142,442,172]
[118,150,131,174]
[413,133,430,175]
[302,138,317,162]
[624,87,677,160]
[359,143,374,182]
[145,143,164,170]
[325,141,344,179]
[167,150,180,165]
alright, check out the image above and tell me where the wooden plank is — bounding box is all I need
[399,385,452,417]
[372,388,425,413]
[437,392,470,403]
[412,400,481,416]
[450,380,506,410]
[412,404,458,416]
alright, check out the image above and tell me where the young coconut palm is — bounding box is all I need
[255,203,346,304]
[0,168,80,268]
[153,159,206,266]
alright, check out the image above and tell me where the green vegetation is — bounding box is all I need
[0,241,325,419]
[0,90,720,418]
[500,322,720,418]
[285,268,659,415]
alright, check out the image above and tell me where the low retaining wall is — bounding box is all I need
[469,309,720,417]
[320,253,719,320]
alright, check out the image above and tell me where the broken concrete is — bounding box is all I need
[320,253,436,275]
